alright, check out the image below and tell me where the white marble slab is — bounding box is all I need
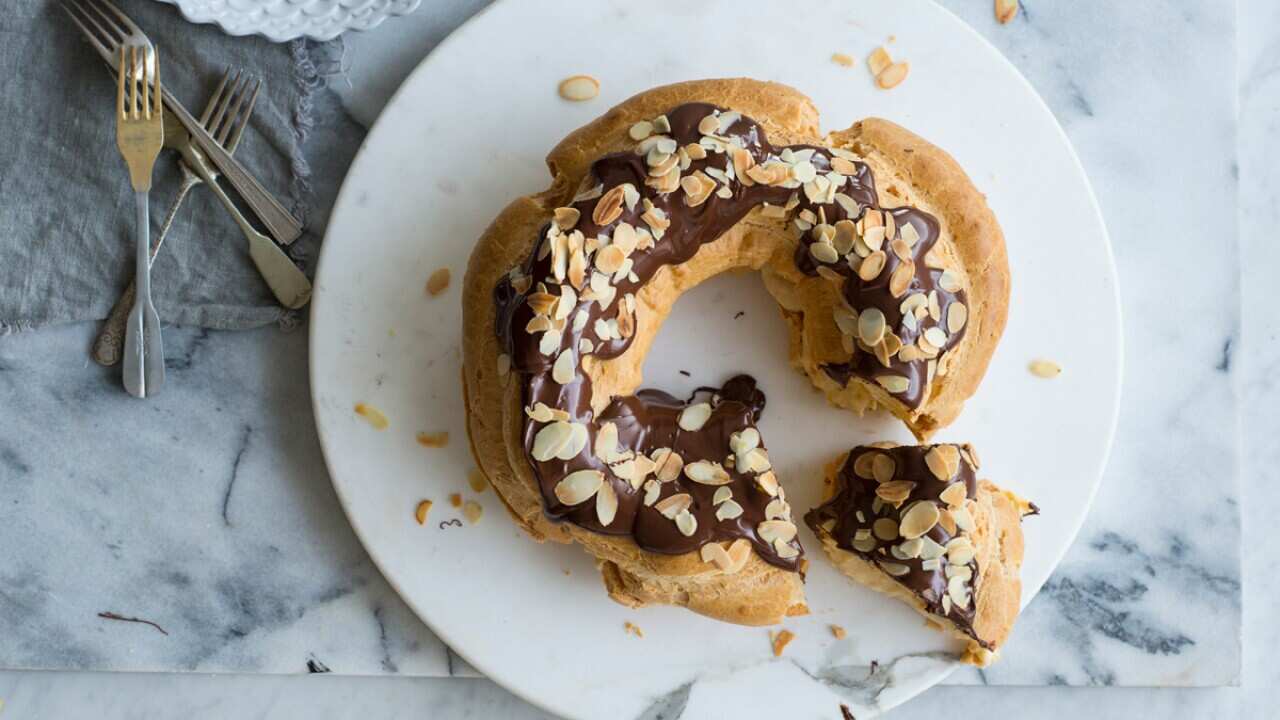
[0,0,1248,709]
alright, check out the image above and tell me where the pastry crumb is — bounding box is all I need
[831,52,855,67]
[770,629,796,656]
[449,493,463,508]
[558,74,599,102]
[425,267,451,296]
[462,500,483,524]
[414,500,433,525]
[1029,359,1062,378]
[416,431,449,448]
[561,568,571,576]
[468,469,488,493]
[830,624,847,640]
[354,403,389,430]
[624,621,644,638]
[995,0,1018,24]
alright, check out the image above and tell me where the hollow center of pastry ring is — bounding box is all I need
[495,103,970,571]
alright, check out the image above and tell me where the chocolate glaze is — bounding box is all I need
[493,103,963,569]
[804,445,988,646]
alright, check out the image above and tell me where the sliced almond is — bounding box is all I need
[554,469,603,505]
[774,538,800,559]
[592,185,626,226]
[726,538,752,572]
[871,452,897,484]
[877,62,909,90]
[995,0,1018,24]
[675,509,698,536]
[939,482,967,509]
[952,504,976,533]
[684,460,732,486]
[858,307,886,346]
[757,520,798,544]
[531,421,573,461]
[858,251,887,281]
[899,501,941,539]
[652,448,684,482]
[947,302,968,334]
[853,451,879,479]
[553,207,580,231]
[414,500,432,525]
[678,402,713,431]
[425,267,451,296]
[756,470,779,497]
[558,75,599,101]
[552,350,576,385]
[876,374,910,394]
[889,260,914,297]
[873,517,899,541]
[701,542,733,570]
[868,47,893,76]
[654,492,693,519]
[810,241,839,264]
[876,480,916,505]
[715,499,745,521]
[596,479,618,525]
[1029,359,1062,378]
[938,269,963,293]
[594,422,620,462]
[925,446,954,481]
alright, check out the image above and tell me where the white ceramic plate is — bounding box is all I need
[155,0,421,42]
[311,1,1121,717]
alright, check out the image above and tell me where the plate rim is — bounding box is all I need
[309,0,1123,715]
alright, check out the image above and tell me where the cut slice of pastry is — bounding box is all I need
[804,443,1035,665]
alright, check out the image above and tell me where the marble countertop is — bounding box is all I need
[1,0,1274,716]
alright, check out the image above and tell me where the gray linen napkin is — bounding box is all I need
[0,0,324,334]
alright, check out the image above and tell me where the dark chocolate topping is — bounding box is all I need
[804,444,989,647]
[493,103,965,568]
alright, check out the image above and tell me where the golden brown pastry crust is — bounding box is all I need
[461,78,1008,625]
[811,451,1026,665]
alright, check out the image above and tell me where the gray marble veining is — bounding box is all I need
[0,0,1260,715]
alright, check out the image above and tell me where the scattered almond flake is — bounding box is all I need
[876,61,910,90]
[628,120,653,141]
[770,629,796,657]
[624,621,644,638]
[831,52,855,67]
[425,267,451,297]
[555,469,604,505]
[354,403,388,430]
[830,625,847,640]
[868,46,893,76]
[1029,359,1062,378]
[414,500,433,525]
[449,493,463,508]
[557,74,599,101]
[462,500,483,524]
[995,0,1018,24]
[415,431,449,448]
[596,479,619,525]
[468,469,487,493]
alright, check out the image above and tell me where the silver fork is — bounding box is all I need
[62,0,303,245]
[91,69,312,366]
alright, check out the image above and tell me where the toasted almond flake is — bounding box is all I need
[462,500,483,524]
[414,500,433,525]
[725,538,752,571]
[880,561,911,577]
[756,470,779,496]
[876,480,916,504]
[555,469,603,505]
[774,537,800,559]
[925,447,952,481]
[531,421,572,461]
[937,269,962,293]
[652,448,684,482]
[953,505,976,532]
[596,480,619,525]
[758,520,798,544]
[871,453,897,484]
[809,241,839,264]
[701,542,733,569]
[1029,359,1062,378]
[416,431,448,448]
[553,206,580,231]
[940,482,968,508]
[715,499,745,521]
[948,576,970,609]
[425,267,451,296]
[655,492,693,519]
[685,460,732,486]
[899,501,941,539]
[832,52,856,67]
[868,47,893,76]
[678,402,713,431]
[857,307,886,346]
[873,517,899,541]
[924,327,949,350]
[729,428,760,455]
[675,509,698,536]
[642,479,661,506]
[947,536,975,565]
[889,260,914,297]
[592,185,626,226]
[629,120,654,141]
[876,374,910,394]
[770,629,796,657]
[852,451,878,479]
[995,0,1018,24]
[467,469,487,493]
[449,493,462,508]
[594,422,620,462]
[354,403,389,430]
[877,61,910,89]
[558,74,599,101]
[897,537,925,560]
[551,350,575,385]
[829,624,848,640]
[947,302,968,334]
[712,486,733,505]
[858,251,887,282]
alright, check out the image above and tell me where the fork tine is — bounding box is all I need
[89,0,142,37]
[141,47,150,120]
[216,75,257,146]
[225,78,261,153]
[66,0,120,53]
[206,70,245,141]
[79,0,126,42]
[151,48,162,117]
[67,3,116,68]
[117,45,126,121]
[200,68,234,127]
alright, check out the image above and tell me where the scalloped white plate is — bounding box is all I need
[311,1,1122,717]
[155,0,421,42]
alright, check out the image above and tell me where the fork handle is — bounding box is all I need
[162,88,302,245]
[123,192,165,397]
